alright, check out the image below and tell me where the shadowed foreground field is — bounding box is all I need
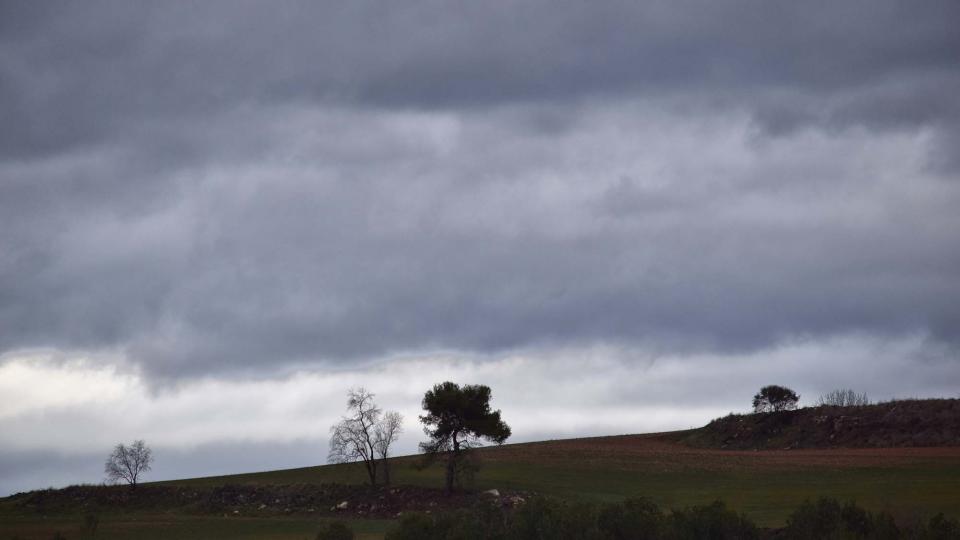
[3,431,960,538]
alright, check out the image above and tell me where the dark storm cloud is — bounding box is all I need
[1,1,959,379]
[3,1,959,150]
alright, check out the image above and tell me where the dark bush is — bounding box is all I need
[785,498,849,539]
[871,511,900,540]
[82,513,99,538]
[841,500,875,538]
[385,513,439,540]
[384,495,958,540]
[508,496,601,540]
[668,500,759,540]
[921,513,960,540]
[598,497,665,540]
[433,501,510,540]
[316,520,353,540]
[784,498,904,539]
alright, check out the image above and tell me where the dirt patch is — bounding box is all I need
[477,430,960,473]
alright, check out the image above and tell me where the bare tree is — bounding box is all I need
[818,389,870,407]
[328,388,403,486]
[105,439,153,488]
[375,410,403,484]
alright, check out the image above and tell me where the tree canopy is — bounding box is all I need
[752,385,800,413]
[419,381,511,493]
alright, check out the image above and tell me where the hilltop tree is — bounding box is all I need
[419,381,511,494]
[104,439,153,488]
[328,388,403,485]
[752,385,799,413]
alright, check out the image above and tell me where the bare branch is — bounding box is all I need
[105,439,153,487]
[328,387,400,486]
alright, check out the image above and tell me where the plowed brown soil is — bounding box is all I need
[480,432,960,472]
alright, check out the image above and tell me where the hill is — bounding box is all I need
[681,398,960,450]
[3,402,960,538]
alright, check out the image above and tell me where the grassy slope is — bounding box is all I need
[4,427,960,538]
[157,433,960,525]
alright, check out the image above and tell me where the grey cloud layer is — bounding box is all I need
[1,2,959,378]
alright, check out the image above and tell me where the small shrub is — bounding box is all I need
[784,498,903,539]
[598,497,665,540]
[385,513,439,540]
[451,500,511,540]
[922,513,960,539]
[316,520,353,540]
[83,514,99,538]
[818,389,870,407]
[872,511,900,540]
[508,497,600,540]
[841,500,874,537]
[785,498,845,539]
[668,500,758,540]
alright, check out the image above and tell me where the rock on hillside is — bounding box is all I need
[682,398,960,450]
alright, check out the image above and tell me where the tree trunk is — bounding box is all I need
[382,458,391,485]
[445,452,455,494]
[445,433,460,494]
[365,459,377,486]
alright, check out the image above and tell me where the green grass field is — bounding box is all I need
[4,432,960,539]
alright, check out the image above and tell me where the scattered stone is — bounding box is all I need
[336,501,349,510]
[482,489,500,497]
[258,503,266,510]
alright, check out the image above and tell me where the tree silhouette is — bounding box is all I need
[419,381,511,493]
[752,385,799,413]
[105,440,152,488]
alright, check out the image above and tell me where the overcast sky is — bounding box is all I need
[1,1,959,496]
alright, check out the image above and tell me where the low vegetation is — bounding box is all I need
[683,398,960,450]
[376,495,958,539]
